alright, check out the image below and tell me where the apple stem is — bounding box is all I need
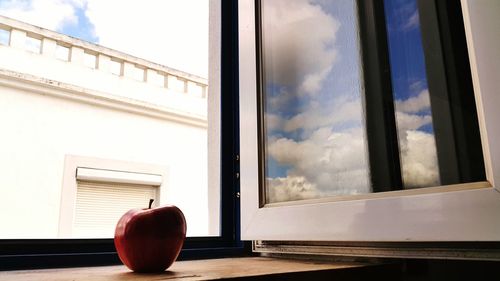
[149,199,154,209]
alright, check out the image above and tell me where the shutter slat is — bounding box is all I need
[73,182,157,238]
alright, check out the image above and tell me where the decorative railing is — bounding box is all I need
[0,15,208,98]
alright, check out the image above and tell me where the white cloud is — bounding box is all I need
[403,10,419,31]
[395,111,432,132]
[399,130,440,188]
[267,176,318,203]
[409,80,426,93]
[394,88,433,139]
[262,0,339,96]
[268,103,440,197]
[395,89,430,114]
[394,88,440,188]
[84,0,208,78]
[265,113,285,132]
[283,95,363,133]
[300,65,333,94]
[267,87,294,112]
[267,126,371,202]
[0,0,80,31]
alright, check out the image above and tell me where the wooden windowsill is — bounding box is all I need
[0,257,394,280]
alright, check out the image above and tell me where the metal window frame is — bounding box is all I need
[358,0,404,192]
[417,0,485,185]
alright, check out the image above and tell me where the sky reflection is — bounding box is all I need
[263,0,442,203]
[384,0,440,188]
[261,0,371,203]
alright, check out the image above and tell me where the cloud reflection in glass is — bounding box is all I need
[260,0,371,203]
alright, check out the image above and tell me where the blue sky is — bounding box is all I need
[384,0,440,187]
[59,5,97,43]
[384,0,434,134]
[384,0,428,100]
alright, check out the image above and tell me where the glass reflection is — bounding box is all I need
[260,0,371,203]
[384,0,441,188]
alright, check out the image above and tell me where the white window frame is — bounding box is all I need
[239,0,500,241]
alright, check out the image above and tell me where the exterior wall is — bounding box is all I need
[0,16,210,238]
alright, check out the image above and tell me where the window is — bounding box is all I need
[57,156,165,238]
[55,44,70,61]
[0,0,213,239]
[239,0,500,245]
[25,34,41,53]
[0,27,9,45]
[256,0,484,205]
[1,0,498,269]
[0,0,245,269]
[109,59,122,76]
[83,51,97,69]
[384,0,441,189]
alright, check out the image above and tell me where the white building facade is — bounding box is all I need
[0,16,212,238]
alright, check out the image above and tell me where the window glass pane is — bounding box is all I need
[0,1,215,238]
[384,0,484,189]
[0,27,9,45]
[55,44,70,61]
[110,59,122,76]
[260,0,371,204]
[384,0,439,189]
[83,52,97,69]
[25,35,41,53]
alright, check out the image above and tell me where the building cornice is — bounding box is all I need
[0,69,208,128]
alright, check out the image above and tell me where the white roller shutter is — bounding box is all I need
[73,181,158,238]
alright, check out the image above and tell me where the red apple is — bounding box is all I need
[114,199,186,272]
